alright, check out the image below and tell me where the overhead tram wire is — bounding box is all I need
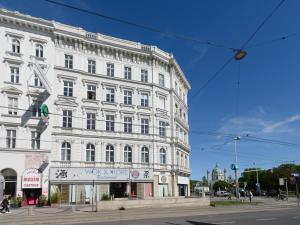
[190,0,287,101]
[44,0,236,51]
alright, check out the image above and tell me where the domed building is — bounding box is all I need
[209,163,227,186]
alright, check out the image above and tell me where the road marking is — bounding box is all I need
[256,218,277,221]
[215,222,235,224]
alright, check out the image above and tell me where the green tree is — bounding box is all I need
[213,180,231,191]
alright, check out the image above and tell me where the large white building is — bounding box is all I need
[0,8,191,205]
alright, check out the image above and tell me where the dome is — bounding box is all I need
[212,163,222,175]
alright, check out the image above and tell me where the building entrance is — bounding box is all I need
[1,168,17,197]
[23,189,42,205]
[110,182,127,198]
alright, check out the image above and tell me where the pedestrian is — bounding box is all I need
[249,191,253,203]
[0,196,10,213]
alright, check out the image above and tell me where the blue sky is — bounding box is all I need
[2,0,300,180]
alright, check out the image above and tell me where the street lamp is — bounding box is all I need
[234,49,247,61]
[234,136,240,200]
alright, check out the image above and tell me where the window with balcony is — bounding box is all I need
[62,110,72,128]
[106,115,115,132]
[124,90,132,105]
[124,145,132,163]
[32,100,42,117]
[88,60,96,74]
[160,148,166,164]
[106,144,114,162]
[87,84,96,100]
[8,97,18,115]
[159,74,165,87]
[87,113,96,130]
[86,143,95,162]
[107,63,114,77]
[6,129,16,148]
[140,93,149,107]
[34,73,43,87]
[12,39,20,53]
[63,81,73,97]
[141,146,149,163]
[141,118,149,134]
[106,88,115,103]
[65,54,73,69]
[35,44,43,58]
[141,69,148,83]
[124,117,132,133]
[61,142,71,161]
[31,131,40,150]
[159,121,166,137]
[10,67,19,84]
[124,66,132,80]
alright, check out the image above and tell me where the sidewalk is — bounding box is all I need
[0,200,298,225]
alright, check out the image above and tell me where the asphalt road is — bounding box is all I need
[64,208,300,225]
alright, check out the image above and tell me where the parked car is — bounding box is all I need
[216,191,230,197]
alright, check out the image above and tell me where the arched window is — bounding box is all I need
[61,142,71,161]
[141,146,149,163]
[124,145,132,163]
[86,143,95,162]
[35,44,43,58]
[12,39,20,53]
[160,148,166,164]
[106,145,114,162]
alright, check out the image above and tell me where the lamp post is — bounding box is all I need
[234,136,240,200]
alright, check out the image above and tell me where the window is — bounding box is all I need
[106,115,115,132]
[160,148,166,164]
[141,146,149,163]
[106,145,114,162]
[158,96,166,110]
[124,90,132,105]
[176,151,180,166]
[88,60,96,74]
[34,73,43,87]
[86,143,95,162]
[35,44,43,58]
[12,39,20,53]
[6,130,16,148]
[140,93,149,107]
[159,121,166,137]
[141,69,148,83]
[87,84,96,100]
[63,110,72,128]
[159,74,165,87]
[124,117,132,133]
[183,93,186,103]
[175,82,178,92]
[106,88,115,103]
[175,104,178,114]
[141,118,149,134]
[31,131,40,149]
[124,145,132,163]
[10,67,19,83]
[185,155,188,168]
[61,142,71,161]
[65,54,73,69]
[124,66,132,80]
[107,63,114,77]
[8,97,18,115]
[32,100,42,117]
[87,113,96,130]
[63,81,73,97]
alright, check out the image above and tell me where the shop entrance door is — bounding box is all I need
[23,189,42,205]
[110,183,127,198]
[178,184,186,196]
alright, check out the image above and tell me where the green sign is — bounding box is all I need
[41,104,49,117]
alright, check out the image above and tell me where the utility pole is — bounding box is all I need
[234,136,240,200]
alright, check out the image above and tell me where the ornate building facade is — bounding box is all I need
[0,8,191,204]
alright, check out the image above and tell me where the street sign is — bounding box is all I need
[279,178,284,186]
